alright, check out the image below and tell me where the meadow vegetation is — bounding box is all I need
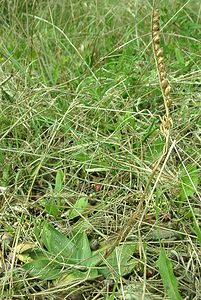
[0,0,201,299]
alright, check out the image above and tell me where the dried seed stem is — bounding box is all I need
[95,6,174,267]
[152,9,173,145]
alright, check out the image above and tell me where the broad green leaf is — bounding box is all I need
[157,248,182,300]
[23,258,61,280]
[68,197,88,219]
[99,244,135,277]
[55,170,64,192]
[55,269,88,285]
[41,197,60,217]
[75,232,91,264]
[180,164,199,200]
[41,221,76,262]
[81,248,105,268]
[75,231,98,277]
[18,249,47,264]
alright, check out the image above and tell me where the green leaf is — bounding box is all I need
[146,137,165,162]
[157,248,182,300]
[23,258,62,280]
[74,152,90,162]
[34,222,40,244]
[81,248,104,268]
[121,111,136,129]
[180,164,199,200]
[2,164,10,185]
[175,48,185,66]
[55,170,64,192]
[41,221,76,262]
[0,151,4,164]
[68,197,88,219]
[75,231,98,277]
[75,232,91,264]
[191,216,201,245]
[192,223,201,245]
[99,244,135,277]
[41,198,60,217]
[40,182,60,217]
[142,118,157,143]
[55,269,88,285]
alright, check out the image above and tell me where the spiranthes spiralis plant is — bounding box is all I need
[95,7,175,266]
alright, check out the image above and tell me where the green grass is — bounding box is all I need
[0,0,201,299]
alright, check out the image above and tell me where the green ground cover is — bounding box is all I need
[0,0,201,299]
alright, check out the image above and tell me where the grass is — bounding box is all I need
[0,0,201,299]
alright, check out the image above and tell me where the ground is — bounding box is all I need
[0,0,201,299]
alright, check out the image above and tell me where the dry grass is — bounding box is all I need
[0,0,201,299]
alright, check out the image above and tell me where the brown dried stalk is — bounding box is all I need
[152,9,173,143]
[95,7,174,267]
